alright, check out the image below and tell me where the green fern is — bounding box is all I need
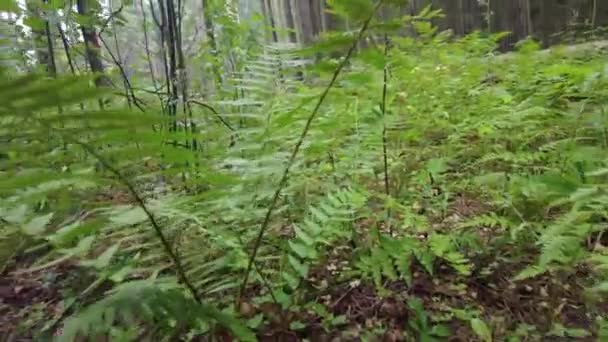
[282,187,367,290]
[58,279,255,341]
[356,232,471,288]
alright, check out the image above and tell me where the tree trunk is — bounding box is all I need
[284,0,297,42]
[76,0,110,87]
[530,0,570,47]
[43,18,57,78]
[297,0,315,44]
[490,0,532,50]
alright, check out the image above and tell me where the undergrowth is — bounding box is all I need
[1,2,608,341]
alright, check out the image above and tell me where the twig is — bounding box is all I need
[236,0,384,306]
[98,34,146,112]
[99,5,124,36]
[140,0,165,112]
[58,134,202,304]
[188,100,235,131]
[381,32,391,233]
[109,0,131,109]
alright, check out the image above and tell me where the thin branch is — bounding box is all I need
[58,134,202,304]
[98,34,146,112]
[140,0,165,112]
[56,24,77,76]
[108,0,131,109]
[188,100,235,131]
[237,0,384,305]
[149,0,162,28]
[99,5,124,36]
[381,33,391,233]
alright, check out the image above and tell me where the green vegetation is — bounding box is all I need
[1,0,608,340]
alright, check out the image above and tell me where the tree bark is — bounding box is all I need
[297,0,315,44]
[490,0,532,50]
[284,0,297,42]
[76,0,110,87]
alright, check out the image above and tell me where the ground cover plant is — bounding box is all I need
[1,0,608,340]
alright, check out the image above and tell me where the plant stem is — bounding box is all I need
[61,135,202,304]
[381,33,391,233]
[237,0,384,306]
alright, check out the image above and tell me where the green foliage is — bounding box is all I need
[408,298,451,342]
[282,187,366,291]
[59,279,255,341]
[3,5,608,340]
[355,231,471,288]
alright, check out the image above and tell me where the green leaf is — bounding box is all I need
[290,320,306,330]
[23,16,46,31]
[430,324,451,337]
[247,314,264,329]
[331,314,347,326]
[428,233,451,256]
[588,168,608,177]
[288,254,309,278]
[471,318,493,342]
[81,243,119,269]
[288,240,316,259]
[514,265,546,281]
[2,204,28,224]
[326,0,374,22]
[110,206,147,225]
[426,158,447,177]
[282,271,299,290]
[23,212,53,235]
[293,224,314,245]
[395,252,413,286]
[50,218,104,247]
[414,248,435,276]
[0,0,19,12]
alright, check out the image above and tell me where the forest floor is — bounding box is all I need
[2,190,599,341]
[3,38,608,341]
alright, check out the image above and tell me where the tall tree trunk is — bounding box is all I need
[76,0,110,87]
[530,0,570,47]
[284,0,297,42]
[265,0,279,42]
[490,0,532,50]
[595,0,608,26]
[164,0,179,122]
[43,10,57,77]
[297,0,314,44]
[202,0,219,52]
[202,0,223,86]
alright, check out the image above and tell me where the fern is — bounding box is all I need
[282,187,366,291]
[356,232,471,288]
[58,279,255,341]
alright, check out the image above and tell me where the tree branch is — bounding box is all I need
[188,100,234,131]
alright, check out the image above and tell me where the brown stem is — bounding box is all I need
[60,134,202,304]
[381,33,391,233]
[98,34,146,112]
[236,0,384,305]
[188,100,234,131]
